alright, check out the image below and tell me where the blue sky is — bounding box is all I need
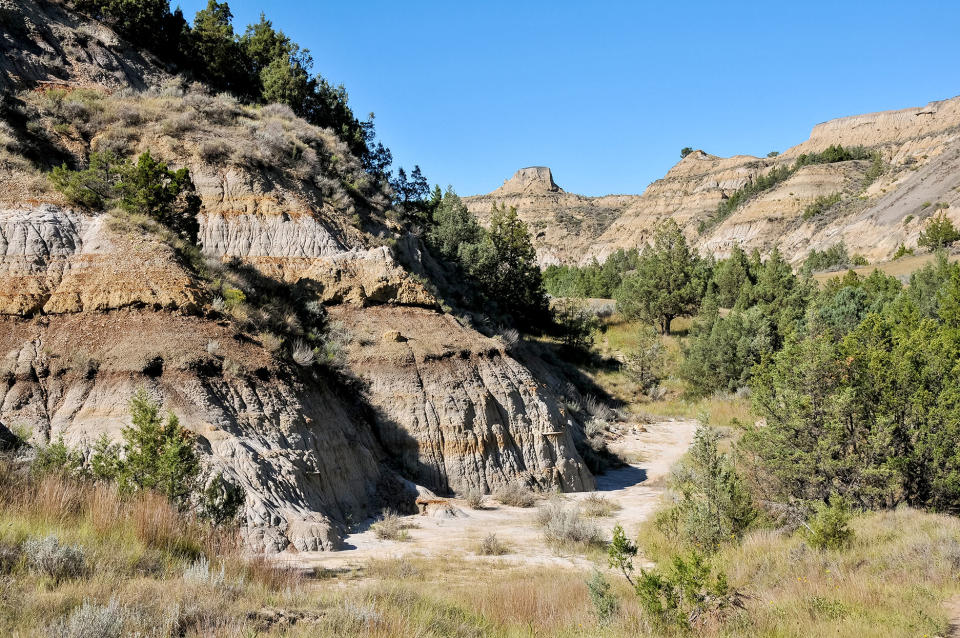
[178,1,960,197]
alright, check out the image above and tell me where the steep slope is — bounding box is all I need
[467,97,960,266]
[0,0,594,552]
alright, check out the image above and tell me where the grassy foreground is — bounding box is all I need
[4,456,959,636]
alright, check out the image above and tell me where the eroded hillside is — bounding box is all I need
[466,98,960,266]
[0,0,595,552]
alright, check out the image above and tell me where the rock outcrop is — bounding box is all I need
[465,168,626,265]
[332,304,593,495]
[0,205,205,315]
[491,166,563,196]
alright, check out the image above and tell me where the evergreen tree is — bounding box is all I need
[117,390,199,506]
[665,426,756,551]
[479,204,549,328]
[712,244,752,308]
[427,189,483,261]
[918,213,960,250]
[615,219,708,334]
[190,1,254,97]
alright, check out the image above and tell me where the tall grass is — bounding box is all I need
[0,454,307,636]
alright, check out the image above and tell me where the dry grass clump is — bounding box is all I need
[464,488,486,510]
[476,533,508,556]
[535,500,605,549]
[0,452,316,636]
[370,510,414,541]
[494,482,537,508]
[579,493,622,518]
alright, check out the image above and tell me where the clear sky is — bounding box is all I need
[177,0,960,197]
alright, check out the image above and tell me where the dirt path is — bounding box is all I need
[945,594,960,638]
[292,419,697,572]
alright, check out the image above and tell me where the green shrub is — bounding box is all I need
[553,297,601,351]
[49,150,201,242]
[700,165,793,234]
[586,569,618,624]
[659,426,755,551]
[864,153,885,184]
[805,495,854,551]
[635,551,740,630]
[803,242,853,272]
[794,144,874,167]
[893,244,914,260]
[88,390,200,507]
[608,523,638,585]
[32,436,85,479]
[918,213,960,250]
[802,192,842,220]
[201,472,245,524]
[543,248,641,298]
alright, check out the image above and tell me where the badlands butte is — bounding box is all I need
[465,97,960,266]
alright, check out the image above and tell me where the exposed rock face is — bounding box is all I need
[332,305,593,495]
[0,205,204,315]
[0,0,162,92]
[465,168,626,265]
[0,309,406,553]
[468,97,960,266]
[492,166,563,195]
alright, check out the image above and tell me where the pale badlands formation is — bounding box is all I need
[466,99,960,266]
[0,0,594,553]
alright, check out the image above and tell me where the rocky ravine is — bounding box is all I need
[0,0,594,553]
[466,97,960,266]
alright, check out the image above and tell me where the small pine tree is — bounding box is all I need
[608,523,638,586]
[586,569,618,625]
[664,426,756,550]
[805,494,854,551]
[89,433,120,481]
[118,389,199,506]
[918,213,960,250]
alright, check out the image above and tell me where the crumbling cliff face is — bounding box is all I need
[0,0,596,552]
[467,97,960,266]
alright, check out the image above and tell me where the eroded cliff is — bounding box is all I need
[0,0,596,552]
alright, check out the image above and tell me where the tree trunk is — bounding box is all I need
[661,315,673,335]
